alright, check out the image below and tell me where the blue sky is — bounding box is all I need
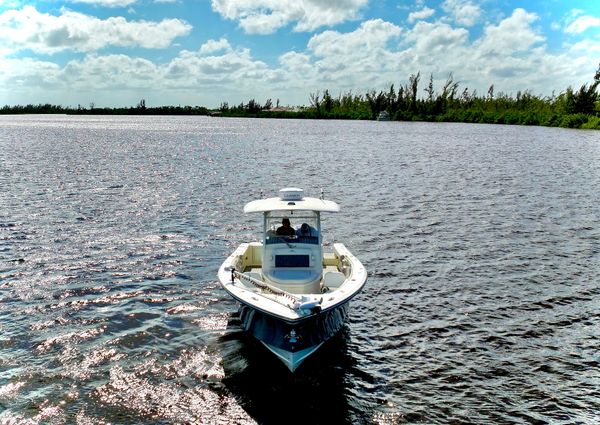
[0,0,598,107]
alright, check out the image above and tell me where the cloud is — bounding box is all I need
[408,7,435,24]
[570,38,600,53]
[63,54,159,87]
[0,57,63,89]
[164,45,286,89]
[0,54,159,90]
[308,19,401,58]
[442,0,482,27]
[475,8,543,56]
[405,20,468,53]
[0,6,192,55]
[0,0,21,7]
[70,0,138,7]
[297,9,594,99]
[199,38,232,54]
[258,19,405,91]
[565,15,600,34]
[1,8,598,108]
[0,39,286,105]
[210,0,368,34]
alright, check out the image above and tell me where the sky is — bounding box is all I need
[0,0,599,108]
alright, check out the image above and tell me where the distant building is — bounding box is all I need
[269,106,301,113]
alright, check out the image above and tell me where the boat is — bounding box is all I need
[377,111,390,121]
[217,188,367,372]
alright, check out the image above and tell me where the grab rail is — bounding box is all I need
[231,269,300,303]
[230,269,322,312]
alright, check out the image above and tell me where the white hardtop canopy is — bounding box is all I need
[243,188,340,213]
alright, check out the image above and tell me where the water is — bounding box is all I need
[1,115,599,424]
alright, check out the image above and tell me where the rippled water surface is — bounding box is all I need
[1,115,599,424]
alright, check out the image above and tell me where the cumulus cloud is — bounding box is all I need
[1,7,598,108]
[405,20,468,53]
[166,48,258,79]
[0,57,63,88]
[164,45,287,91]
[570,39,600,53]
[199,38,232,54]
[565,15,600,34]
[308,19,401,57]
[0,38,287,105]
[475,8,543,56]
[70,0,138,7]
[0,54,160,92]
[210,0,368,34]
[456,9,581,93]
[442,0,482,27]
[408,7,435,24]
[279,51,311,71]
[296,9,594,99]
[0,6,192,54]
[271,19,404,90]
[63,54,159,87]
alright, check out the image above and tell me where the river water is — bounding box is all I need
[0,115,599,424]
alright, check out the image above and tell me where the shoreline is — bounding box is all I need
[1,109,598,130]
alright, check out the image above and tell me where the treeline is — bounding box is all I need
[300,64,600,129]
[1,99,209,116]
[2,65,598,129]
[219,64,600,129]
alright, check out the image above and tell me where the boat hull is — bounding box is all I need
[238,301,349,371]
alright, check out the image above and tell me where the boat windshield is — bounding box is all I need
[265,211,320,245]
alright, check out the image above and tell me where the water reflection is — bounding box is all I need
[1,116,599,423]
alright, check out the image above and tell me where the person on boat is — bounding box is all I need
[276,217,295,236]
[296,222,318,237]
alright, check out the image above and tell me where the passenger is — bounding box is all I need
[276,217,295,236]
[296,222,317,237]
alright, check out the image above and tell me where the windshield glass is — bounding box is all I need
[265,211,320,243]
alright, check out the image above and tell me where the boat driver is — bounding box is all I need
[276,217,295,236]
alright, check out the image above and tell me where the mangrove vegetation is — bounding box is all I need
[2,65,599,129]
